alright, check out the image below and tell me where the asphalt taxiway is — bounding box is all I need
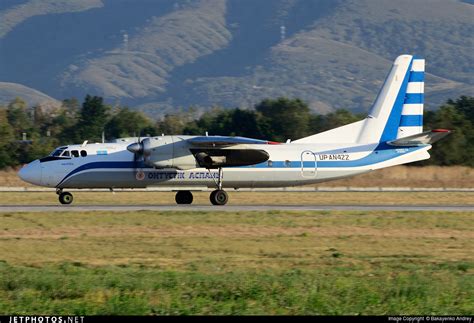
[0,205,473,212]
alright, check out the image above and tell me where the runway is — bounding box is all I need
[1,204,473,212]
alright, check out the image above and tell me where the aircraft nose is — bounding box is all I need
[18,160,42,186]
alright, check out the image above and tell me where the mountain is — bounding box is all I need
[0,82,59,107]
[0,0,472,117]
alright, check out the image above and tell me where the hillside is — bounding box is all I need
[0,82,59,107]
[0,0,472,117]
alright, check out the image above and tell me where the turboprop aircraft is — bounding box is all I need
[18,55,450,205]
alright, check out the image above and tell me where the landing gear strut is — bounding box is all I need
[56,189,73,205]
[210,167,228,206]
[175,190,193,204]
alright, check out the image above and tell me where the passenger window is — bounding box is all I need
[80,150,88,157]
[285,160,291,167]
[61,150,70,157]
[267,160,273,167]
[71,150,79,158]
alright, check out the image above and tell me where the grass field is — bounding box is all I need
[0,210,472,315]
[1,191,473,206]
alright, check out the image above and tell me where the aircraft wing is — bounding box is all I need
[387,129,451,147]
[188,136,280,147]
[187,136,278,168]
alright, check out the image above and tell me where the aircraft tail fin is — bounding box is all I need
[357,55,425,143]
[293,55,426,144]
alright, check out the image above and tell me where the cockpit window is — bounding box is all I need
[61,150,70,157]
[51,149,64,157]
[71,150,79,157]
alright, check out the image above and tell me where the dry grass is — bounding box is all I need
[1,191,473,205]
[1,210,472,270]
[1,210,472,315]
[3,166,474,188]
[323,166,474,188]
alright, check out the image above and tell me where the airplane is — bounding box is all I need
[18,54,450,205]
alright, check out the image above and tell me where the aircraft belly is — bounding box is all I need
[59,165,373,189]
[60,168,314,189]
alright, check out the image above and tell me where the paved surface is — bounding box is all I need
[1,204,473,212]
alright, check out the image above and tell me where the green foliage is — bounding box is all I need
[6,97,32,139]
[105,107,155,139]
[419,96,474,166]
[255,98,311,142]
[310,109,364,133]
[0,261,472,315]
[0,94,473,168]
[0,108,15,168]
[76,95,110,142]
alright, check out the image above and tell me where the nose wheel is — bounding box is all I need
[57,189,73,205]
[209,167,228,205]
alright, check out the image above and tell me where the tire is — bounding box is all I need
[175,191,193,204]
[59,192,73,205]
[210,190,228,206]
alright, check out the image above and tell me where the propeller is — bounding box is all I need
[128,136,144,179]
[127,136,151,177]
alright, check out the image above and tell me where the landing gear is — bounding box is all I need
[175,190,193,204]
[209,167,228,205]
[210,189,228,205]
[58,191,73,205]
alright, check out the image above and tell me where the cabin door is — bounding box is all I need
[301,150,317,178]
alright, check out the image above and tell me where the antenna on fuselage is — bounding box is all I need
[102,131,105,143]
[81,140,88,147]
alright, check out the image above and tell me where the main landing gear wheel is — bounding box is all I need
[209,167,229,205]
[59,192,73,205]
[210,189,228,205]
[175,191,193,204]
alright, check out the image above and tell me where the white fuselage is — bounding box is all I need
[18,138,431,189]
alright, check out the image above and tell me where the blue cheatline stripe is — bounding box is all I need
[409,71,424,82]
[379,59,413,142]
[400,115,423,127]
[56,161,139,187]
[57,146,427,187]
[404,93,424,104]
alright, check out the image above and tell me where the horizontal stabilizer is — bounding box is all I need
[387,129,450,147]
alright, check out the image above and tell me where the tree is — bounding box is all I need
[76,95,110,142]
[157,113,194,135]
[309,109,363,134]
[255,97,311,141]
[421,98,474,166]
[105,107,155,139]
[6,97,32,140]
[0,108,15,168]
[226,108,265,138]
[449,96,474,123]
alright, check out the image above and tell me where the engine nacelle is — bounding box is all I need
[190,148,269,169]
[194,152,227,168]
[142,136,197,170]
[137,135,269,170]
